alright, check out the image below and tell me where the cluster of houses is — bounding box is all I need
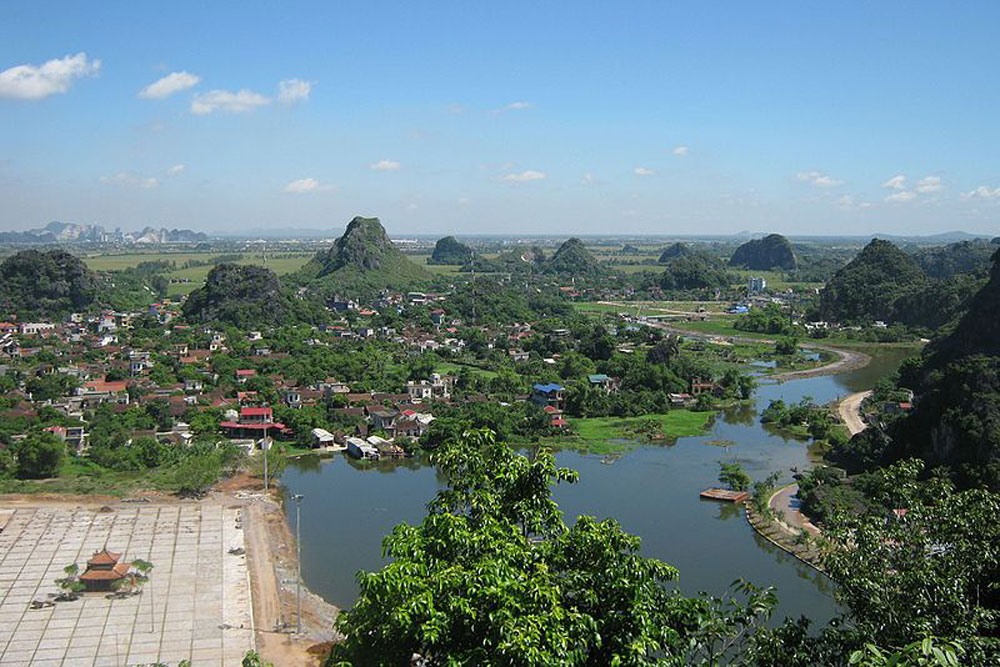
[0,282,673,467]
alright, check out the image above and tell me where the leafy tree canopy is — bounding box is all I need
[329,430,739,665]
[729,234,797,271]
[428,236,474,265]
[182,263,297,328]
[819,239,927,324]
[0,249,98,319]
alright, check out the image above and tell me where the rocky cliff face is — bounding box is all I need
[182,264,292,327]
[0,221,207,244]
[300,216,430,294]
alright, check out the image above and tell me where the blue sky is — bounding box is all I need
[1,2,999,236]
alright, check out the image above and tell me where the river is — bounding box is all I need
[282,346,914,626]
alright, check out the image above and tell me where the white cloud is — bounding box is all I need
[837,195,872,211]
[886,191,917,203]
[191,89,270,115]
[0,52,100,100]
[370,159,401,171]
[99,172,159,189]
[633,167,655,177]
[138,71,200,99]
[165,164,186,176]
[502,170,546,182]
[282,177,332,194]
[672,145,689,156]
[796,170,842,187]
[277,78,311,104]
[962,185,1000,200]
[580,172,597,186]
[882,174,906,190]
[503,101,533,111]
[915,176,943,193]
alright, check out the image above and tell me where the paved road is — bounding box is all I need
[768,485,821,537]
[838,390,872,435]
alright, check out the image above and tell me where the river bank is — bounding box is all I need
[748,358,879,571]
[219,475,339,667]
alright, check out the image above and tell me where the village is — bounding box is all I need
[1,278,783,478]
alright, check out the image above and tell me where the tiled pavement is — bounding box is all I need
[0,503,253,666]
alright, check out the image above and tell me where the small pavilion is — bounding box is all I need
[79,548,130,592]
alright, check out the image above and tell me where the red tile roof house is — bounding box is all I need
[79,548,131,593]
[235,369,257,384]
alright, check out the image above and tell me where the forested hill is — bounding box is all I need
[543,238,602,276]
[920,247,1000,373]
[182,264,295,328]
[728,234,797,270]
[876,248,1000,489]
[910,239,995,279]
[818,239,927,324]
[657,243,692,263]
[659,251,730,291]
[428,236,473,265]
[298,216,431,294]
[0,249,98,319]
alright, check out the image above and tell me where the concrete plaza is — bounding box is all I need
[0,501,253,666]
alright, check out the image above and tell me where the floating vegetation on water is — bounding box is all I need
[704,439,736,448]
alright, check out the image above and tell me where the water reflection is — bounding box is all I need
[282,346,915,626]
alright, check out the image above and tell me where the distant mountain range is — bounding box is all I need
[0,221,208,245]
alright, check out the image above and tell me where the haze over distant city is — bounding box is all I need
[1,2,999,237]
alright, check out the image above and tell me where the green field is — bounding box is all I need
[728,268,824,292]
[573,301,731,316]
[407,254,464,275]
[83,251,315,297]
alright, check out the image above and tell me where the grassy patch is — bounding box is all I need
[435,361,499,379]
[567,410,714,450]
[406,254,463,275]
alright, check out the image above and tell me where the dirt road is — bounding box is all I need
[838,390,872,435]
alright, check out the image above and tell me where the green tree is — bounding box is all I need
[774,337,799,356]
[25,373,80,402]
[55,562,85,600]
[824,460,1000,661]
[171,451,224,497]
[848,637,965,666]
[328,429,737,665]
[242,650,275,667]
[719,461,752,492]
[13,431,66,479]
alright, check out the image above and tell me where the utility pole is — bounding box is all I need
[262,434,269,492]
[293,493,304,635]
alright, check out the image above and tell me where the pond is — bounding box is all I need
[282,345,916,626]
